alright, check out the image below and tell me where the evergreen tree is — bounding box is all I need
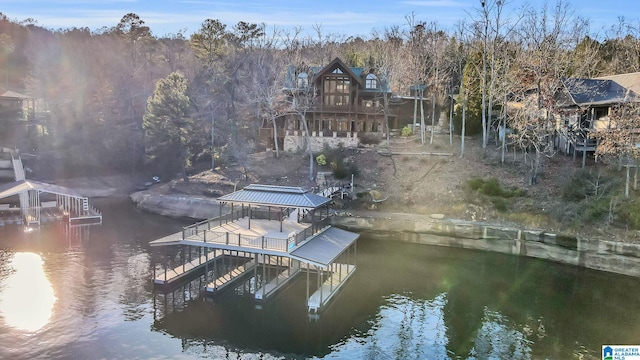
[142,72,194,182]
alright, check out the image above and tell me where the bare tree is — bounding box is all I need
[592,102,640,197]
[510,0,587,184]
[251,47,288,158]
[370,27,409,143]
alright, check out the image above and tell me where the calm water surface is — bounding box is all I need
[0,198,638,359]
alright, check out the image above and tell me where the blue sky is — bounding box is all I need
[1,0,639,38]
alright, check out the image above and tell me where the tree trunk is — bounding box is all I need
[460,84,466,158]
[430,69,438,145]
[384,94,390,143]
[449,92,454,145]
[179,141,189,183]
[481,27,488,149]
[626,166,630,198]
[300,113,314,181]
[271,117,280,158]
[420,90,425,144]
[430,92,436,144]
[413,87,418,133]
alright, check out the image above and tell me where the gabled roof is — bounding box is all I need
[217,184,331,209]
[312,57,364,87]
[596,72,640,97]
[559,78,637,106]
[0,89,32,100]
[285,57,392,93]
[0,180,83,200]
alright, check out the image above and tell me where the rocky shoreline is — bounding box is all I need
[126,190,640,278]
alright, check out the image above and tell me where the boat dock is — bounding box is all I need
[0,153,102,226]
[308,263,356,312]
[206,258,257,292]
[149,184,358,313]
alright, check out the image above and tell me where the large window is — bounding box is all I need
[323,76,350,106]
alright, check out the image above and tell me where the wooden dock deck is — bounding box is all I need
[255,264,301,301]
[151,217,314,253]
[154,251,221,285]
[205,259,257,293]
[308,263,356,313]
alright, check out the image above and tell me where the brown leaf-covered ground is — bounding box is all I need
[149,133,638,243]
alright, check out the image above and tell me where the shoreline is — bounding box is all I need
[124,190,640,278]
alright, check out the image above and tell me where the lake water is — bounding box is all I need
[0,198,638,359]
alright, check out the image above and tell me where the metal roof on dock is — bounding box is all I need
[0,180,83,199]
[290,227,359,267]
[217,184,331,209]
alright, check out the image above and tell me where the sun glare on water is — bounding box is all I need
[0,252,57,332]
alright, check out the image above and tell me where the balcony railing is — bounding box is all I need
[314,104,383,114]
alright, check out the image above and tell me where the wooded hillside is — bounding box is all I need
[1,2,640,180]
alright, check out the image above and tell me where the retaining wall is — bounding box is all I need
[331,214,640,278]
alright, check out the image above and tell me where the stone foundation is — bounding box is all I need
[283,131,360,152]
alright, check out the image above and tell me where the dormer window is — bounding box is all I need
[297,72,309,88]
[366,73,378,89]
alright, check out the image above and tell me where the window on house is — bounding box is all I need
[594,107,608,119]
[323,76,350,106]
[332,68,343,74]
[366,73,378,89]
[297,72,308,88]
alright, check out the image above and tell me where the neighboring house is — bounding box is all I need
[0,89,32,120]
[264,57,406,152]
[0,89,35,149]
[554,76,640,164]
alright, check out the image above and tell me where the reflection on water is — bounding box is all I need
[0,252,56,332]
[0,199,639,359]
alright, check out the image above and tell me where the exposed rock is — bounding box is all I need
[130,191,220,219]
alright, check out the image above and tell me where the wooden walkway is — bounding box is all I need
[308,263,356,313]
[205,259,257,293]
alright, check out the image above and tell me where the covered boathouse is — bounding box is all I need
[149,184,359,313]
[0,152,102,226]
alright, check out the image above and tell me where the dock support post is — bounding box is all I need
[319,266,323,306]
[205,247,209,284]
[254,253,258,293]
[182,246,185,275]
[262,256,267,299]
[164,247,168,283]
[306,263,310,304]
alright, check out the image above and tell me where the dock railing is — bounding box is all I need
[181,210,330,252]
